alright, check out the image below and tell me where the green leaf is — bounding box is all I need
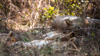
[91,33,95,36]
[23,38,30,42]
[0,4,2,8]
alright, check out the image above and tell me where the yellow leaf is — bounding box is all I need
[74,0,76,2]
[71,13,75,16]
[49,6,54,10]
[67,13,70,15]
[47,15,51,18]
[51,0,55,2]
[44,13,47,15]
[25,13,28,16]
[68,0,70,2]
[43,8,47,11]
[71,0,73,1]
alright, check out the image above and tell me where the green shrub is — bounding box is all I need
[40,6,59,22]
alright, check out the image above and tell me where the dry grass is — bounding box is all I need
[0,28,100,56]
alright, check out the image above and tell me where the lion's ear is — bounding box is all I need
[8,31,13,37]
[65,19,72,26]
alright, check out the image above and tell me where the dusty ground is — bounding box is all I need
[0,27,100,56]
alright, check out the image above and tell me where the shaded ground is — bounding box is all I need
[0,26,100,56]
